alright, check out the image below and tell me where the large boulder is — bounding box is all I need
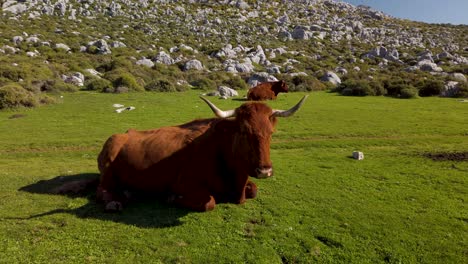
[248,45,268,65]
[441,81,460,97]
[183,59,203,71]
[247,72,278,87]
[320,71,341,85]
[62,72,85,87]
[87,39,111,54]
[55,43,71,52]
[12,36,23,45]
[136,58,154,68]
[110,41,127,48]
[3,2,28,14]
[153,51,174,65]
[450,73,467,82]
[218,86,238,97]
[417,60,443,72]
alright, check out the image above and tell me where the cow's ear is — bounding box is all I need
[269,116,278,127]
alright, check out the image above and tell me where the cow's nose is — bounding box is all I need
[256,167,273,178]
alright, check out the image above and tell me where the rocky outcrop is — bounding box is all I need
[320,71,341,86]
[183,60,204,71]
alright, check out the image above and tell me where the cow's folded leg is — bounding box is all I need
[172,193,216,212]
[96,186,124,212]
[96,169,126,212]
[245,180,258,199]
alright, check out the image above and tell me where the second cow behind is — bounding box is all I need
[247,80,288,101]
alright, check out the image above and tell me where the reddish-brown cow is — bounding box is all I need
[247,80,289,101]
[95,95,308,212]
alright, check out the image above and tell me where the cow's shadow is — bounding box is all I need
[17,173,190,228]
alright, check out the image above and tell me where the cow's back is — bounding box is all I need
[247,83,275,100]
[98,119,216,192]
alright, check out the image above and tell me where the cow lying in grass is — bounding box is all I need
[247,80,288,101]
[56,95,308,212]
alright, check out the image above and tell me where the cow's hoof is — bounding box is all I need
[204,196,216,211]
[105,201,123,212]
[245,183,257,199]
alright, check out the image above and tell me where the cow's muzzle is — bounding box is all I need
[255,167,273,179]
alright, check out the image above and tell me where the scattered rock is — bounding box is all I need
[352,151,364,160]
[217,86,238,97]
[136,58,154,68]
[320,71,341,86]
[183,59,203,71]
[115,106,136,113]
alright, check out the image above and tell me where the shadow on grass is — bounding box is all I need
[17,173,190,228]
[231,98,248,102]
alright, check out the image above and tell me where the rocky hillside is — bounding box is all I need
[1,0,467,108]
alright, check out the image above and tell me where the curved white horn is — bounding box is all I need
[272,95,309,117]
[199,96,236,118]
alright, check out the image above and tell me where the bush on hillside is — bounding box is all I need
[289,75,327,92]
[221,74,249,90]
[383,79,407,96]
[145,78,177,92]
[336,79,384,96]
[399,86,419,99]
[418,79,445,97]
[0,64,25,81]
[86,78,113,92]
[453,82,468,98]
[0,84,38,109]
[105,70,144,92]
[191,77,216,90]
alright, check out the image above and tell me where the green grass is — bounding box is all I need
[0,90,467,263]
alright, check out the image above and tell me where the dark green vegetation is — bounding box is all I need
[0,91,466,263]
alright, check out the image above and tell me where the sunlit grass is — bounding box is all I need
[0,90,467,263]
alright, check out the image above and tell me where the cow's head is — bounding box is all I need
[275,80,289,93]
[200,95,308,179]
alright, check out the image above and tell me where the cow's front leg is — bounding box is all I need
[245,180,257,199]
[96,170,130,212]
[170,192,216,212]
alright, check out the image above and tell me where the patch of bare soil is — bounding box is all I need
[424,152,468,161]
[8,114,26,119]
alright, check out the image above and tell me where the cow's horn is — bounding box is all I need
[272,95,309,117]
[199,96,236,118]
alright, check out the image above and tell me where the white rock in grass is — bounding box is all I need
[352,151,364,160]
[115,106,135,113]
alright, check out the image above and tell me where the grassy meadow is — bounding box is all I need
[0,90,467,263]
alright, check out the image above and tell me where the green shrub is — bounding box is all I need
[221,74,249,90]
[0,84,38,109]
[38,94,58,105]
[288,75,327,92]
[115,73,144,91]
[38,80,79,93]
[399,86,419,99]
[336,79,379,96]
[86,78,113,92]
[0,65,25,81]
[453,82,468,98]
[191,77,216,90]
[0,77,13,87]
[383,79,407,96]
[418,79,445,97]
[145,78,177,92]
[369,81,386,96]
[105,71,144,92]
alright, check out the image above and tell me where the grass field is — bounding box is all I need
[0,90,467,263]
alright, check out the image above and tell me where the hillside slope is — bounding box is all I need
[1,0,467,108]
